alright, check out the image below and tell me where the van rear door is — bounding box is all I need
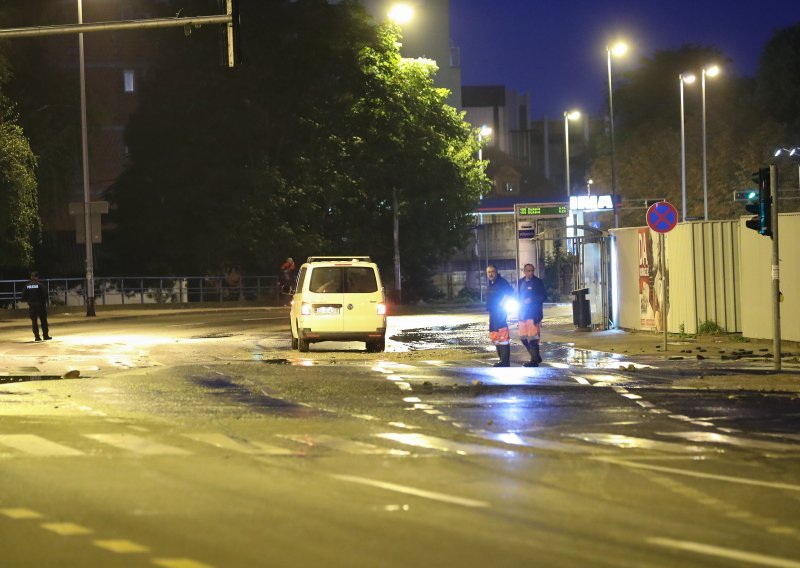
[342,267,382,331]
[307,267,344,332]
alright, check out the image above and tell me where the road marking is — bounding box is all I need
[242,317,287,321]
[480,432,593,454]
[375,432,511,457]
[279,434,407,455]
[1,508,42,519]
[330,474,490,509]
[0,435,84,457]
[597,457,800,492]
[648,537,800,567]
[165,322,208,327]
[84,434,191,456]
[572,376,591,385]
[570,433,706,453]
[41,522,93,536]
[94,539,150,553]
[152,558,216,568]
[184,433,295,455]
[658,431,800,452]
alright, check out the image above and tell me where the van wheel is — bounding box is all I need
[366,339,385,353]
[298,337,310,352]
[291,320,299,349]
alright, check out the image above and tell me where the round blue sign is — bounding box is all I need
[646,201,678,233]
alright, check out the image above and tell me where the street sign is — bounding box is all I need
[646,201,678,233]
[733,190,758,202]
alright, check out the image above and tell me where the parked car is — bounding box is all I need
[289,257,387,352]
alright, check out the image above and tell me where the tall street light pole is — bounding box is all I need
[387,3,415,303]
[701,64,720,221]
[78,0,95,316]
[606,42,627,229]
[564,110,580,240]
[679,72,696,223]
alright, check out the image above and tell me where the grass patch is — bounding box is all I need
[697,320,725,336]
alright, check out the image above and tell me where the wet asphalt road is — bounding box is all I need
[1,307,799,567]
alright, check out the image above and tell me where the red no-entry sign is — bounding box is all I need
[646,201,678,233]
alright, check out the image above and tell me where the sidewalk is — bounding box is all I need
[542,305,800,392]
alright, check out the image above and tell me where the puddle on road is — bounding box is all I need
[190,374,319,417]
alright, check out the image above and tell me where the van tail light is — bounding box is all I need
[376,303,387,315]
[301,302,312,316]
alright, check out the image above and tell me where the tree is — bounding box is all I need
[108,0,487,298]
[0,52,40,270]
[755,22,800,139]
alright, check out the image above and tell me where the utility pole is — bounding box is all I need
[770,164,781,371]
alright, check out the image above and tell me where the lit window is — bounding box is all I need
[124,69,135,93]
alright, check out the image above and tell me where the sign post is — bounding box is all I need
[646,201,678,351]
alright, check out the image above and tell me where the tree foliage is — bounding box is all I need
[0,54,40,269]
[108,0,486,297]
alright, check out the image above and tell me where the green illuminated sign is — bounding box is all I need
[518,205,568,216]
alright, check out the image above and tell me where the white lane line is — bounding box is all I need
[1,508,43,519]
[396,382,413,391]
[41,522,93,536]
[165,322,208,328]
[658,431,800,453]
[184,433,295,455]
[648,537,800,568]
[152,558,216,568]
[0,435,84,457]
[84,434,191,456]
[330,474,490,509]
[573,376,591,385]
[93,539,150,554]
[596,457,800,492]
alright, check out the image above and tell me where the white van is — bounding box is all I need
[290,257,387,352]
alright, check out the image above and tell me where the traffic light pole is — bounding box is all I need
[770,165,781,370]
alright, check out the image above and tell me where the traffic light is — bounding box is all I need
[745,167,772,237]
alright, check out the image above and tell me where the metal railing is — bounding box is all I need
[0,276,282,309]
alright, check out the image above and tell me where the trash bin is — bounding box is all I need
[571,288,591,330]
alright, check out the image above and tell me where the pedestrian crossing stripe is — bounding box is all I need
[83,434,191,456]
[278,434,409,455]
[0,508,42,519]
[41,522,93,536]
[183,433,295,455]
[0,434,84,457]
[93,539,150,554]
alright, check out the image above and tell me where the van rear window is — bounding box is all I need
[308,267,377,293]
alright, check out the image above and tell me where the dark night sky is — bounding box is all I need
[450,0,800,119]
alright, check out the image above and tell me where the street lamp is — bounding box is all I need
[388,3,414,25]
[564,109,580,239]
[701,64,720,221]
[478,124,492,161]
[679,72,696,222]
[387,3,416,303]
[606,41,627,228]
[78,0,95,316]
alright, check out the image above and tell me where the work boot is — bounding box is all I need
[44,335,53,341]
[34,337,42,342]
[530,340,542,365]
[493,344,511,367]
[493,345,504,367]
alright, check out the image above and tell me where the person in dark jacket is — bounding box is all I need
[517,263,547,367]
[486,264,514,367]
[21,271,51,342]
